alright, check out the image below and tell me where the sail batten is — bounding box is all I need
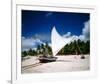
[51,26,73,56]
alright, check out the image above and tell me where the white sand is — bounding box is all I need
[21,55,90,73]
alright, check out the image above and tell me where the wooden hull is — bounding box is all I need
[38,56,57,63]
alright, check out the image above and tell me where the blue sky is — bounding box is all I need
[22,10,90,51]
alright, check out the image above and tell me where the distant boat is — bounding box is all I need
[38,26,73,63]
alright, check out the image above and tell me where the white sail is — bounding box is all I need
[51,26,73,56]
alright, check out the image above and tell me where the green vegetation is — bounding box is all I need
[22,39,90,57]
[58,39,90,55]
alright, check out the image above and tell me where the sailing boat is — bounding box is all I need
[51,26,73,56]
[51,26,85,59]
[38,26,73,63]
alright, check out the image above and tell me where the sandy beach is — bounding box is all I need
[21,55,90,73]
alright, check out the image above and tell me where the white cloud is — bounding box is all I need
[63,20,90,42]
[72,35,79,41]
[33,34,50,42]
[63,32,71,38]
[79,20,90,41]
[22,37,43,51]
[48,43,52,47]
